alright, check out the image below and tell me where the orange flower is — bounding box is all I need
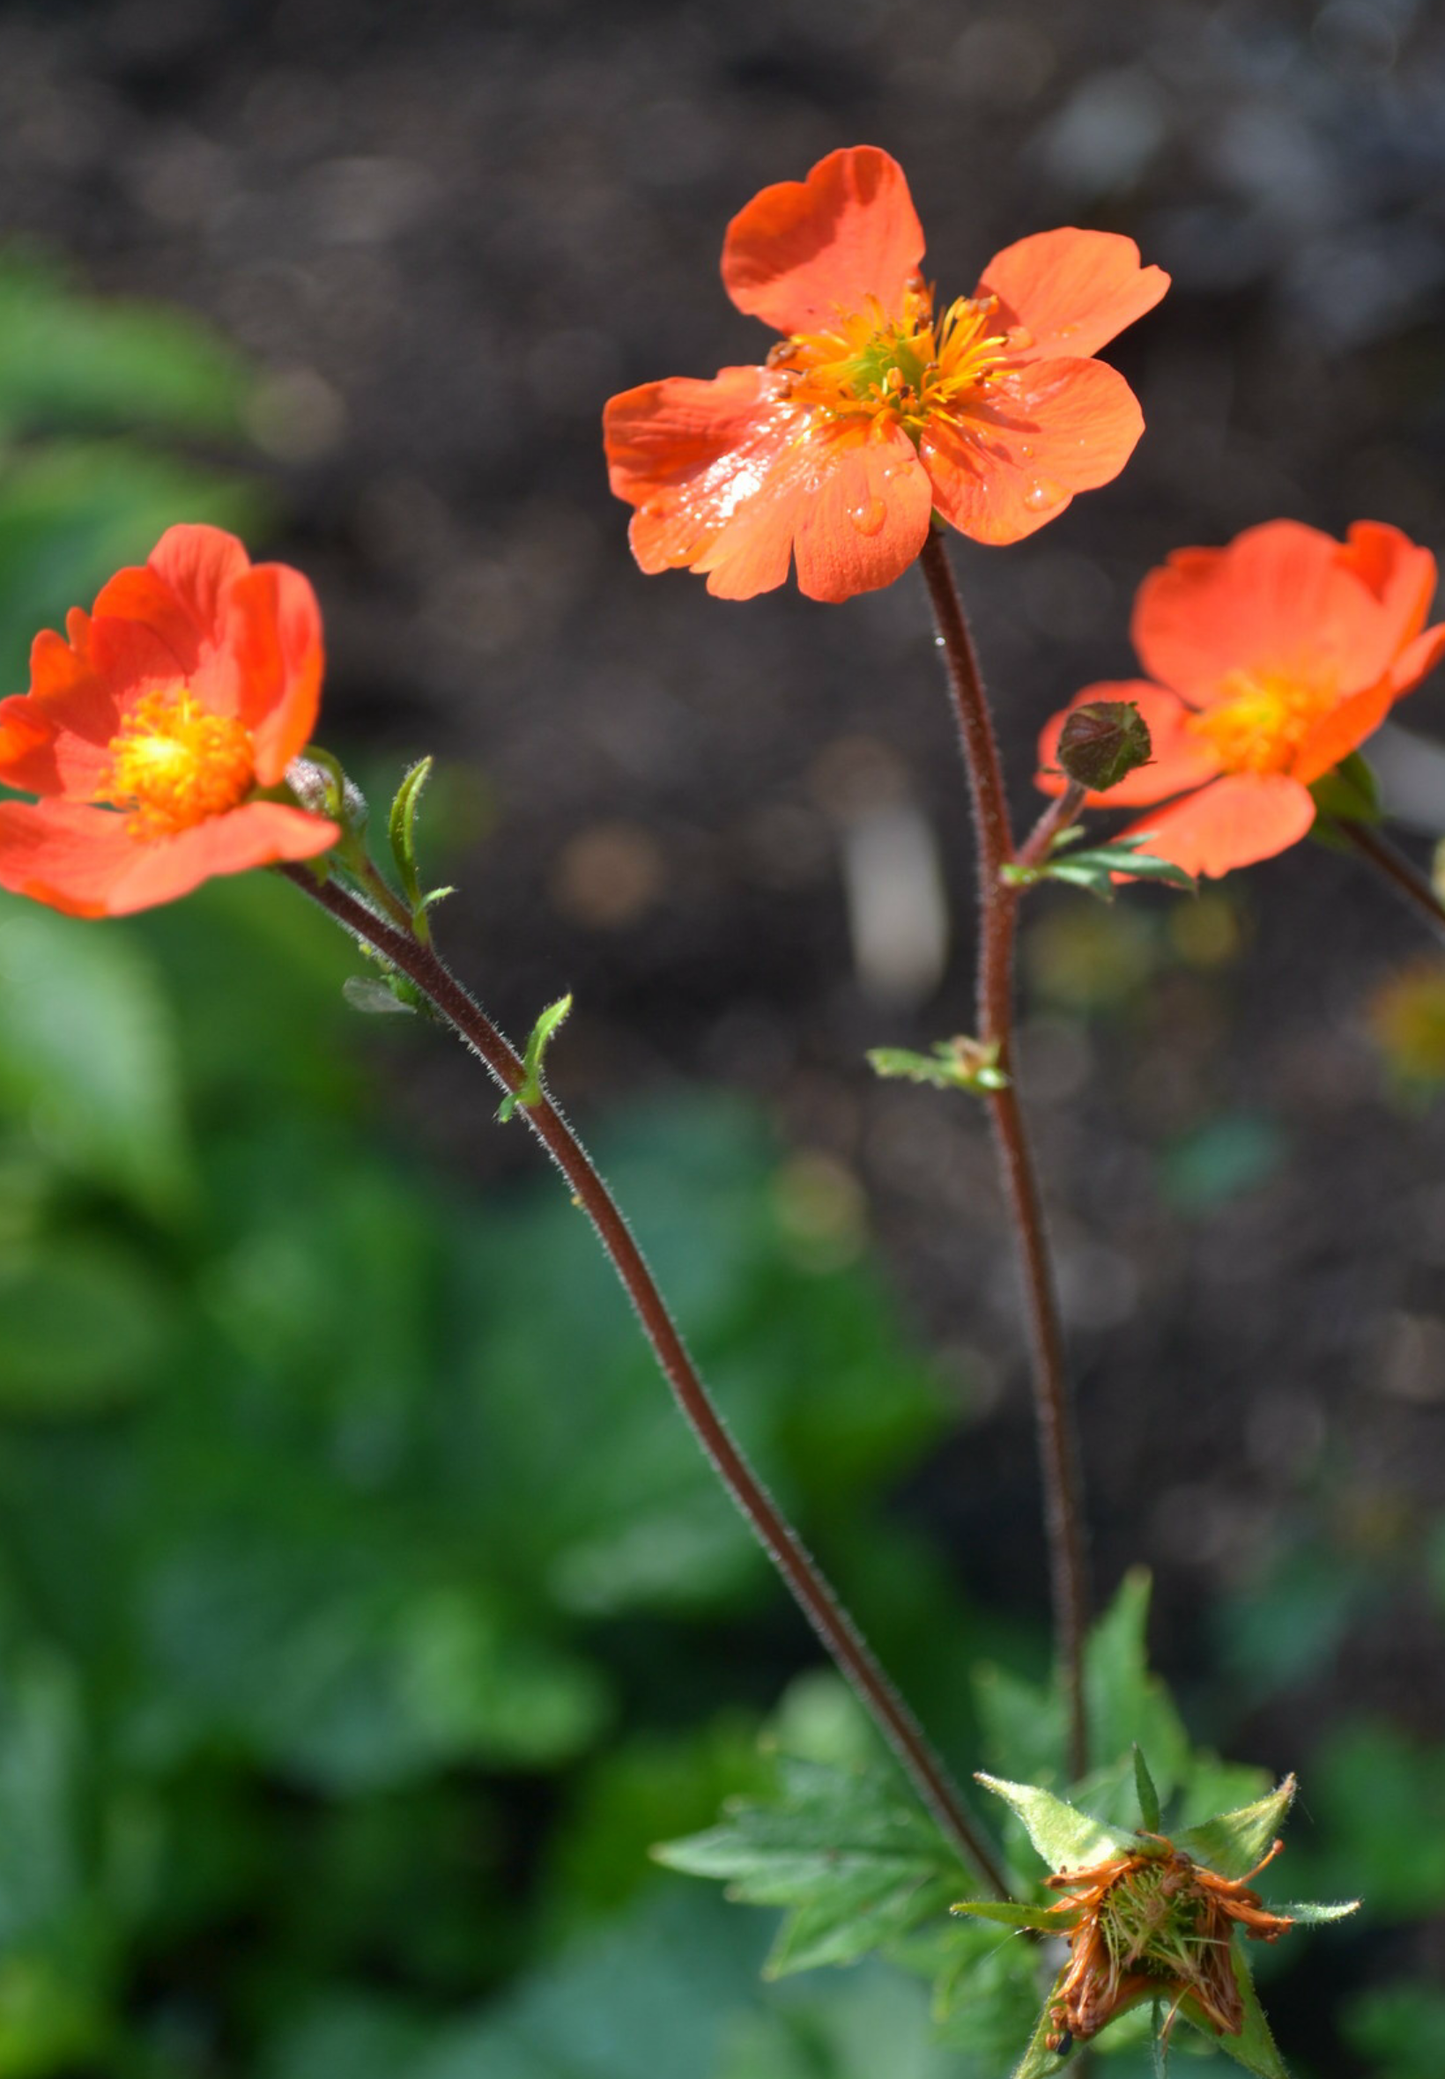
[603,145,1168,602]
[1038,519,1445,878]
[0,524,339,916]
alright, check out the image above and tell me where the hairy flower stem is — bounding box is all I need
[1336,816,1445,948]
[280,861,1010,1898]
[918,531,1091,1782]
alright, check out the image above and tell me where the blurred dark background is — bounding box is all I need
[1,0,1445,2073]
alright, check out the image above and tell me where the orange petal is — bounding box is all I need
[978,229,1169,362]
[219,565,326,784]
[1132,520,1405,707]
[606,367,810,597]
[1037,681,1222,806]
[1291,680,1396,786]
[1123,773,1316,879]
[0,628,118,796]
[791,422,932,602]
[147,523,252,645]
[1388,618,1445,700]
[606,366,928,601]
[921,358,1145,546]
[0,798,337,918]
[721,146,925,335]
[1338,520,1436,645]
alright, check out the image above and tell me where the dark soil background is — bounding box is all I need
[5,0,1445,1996]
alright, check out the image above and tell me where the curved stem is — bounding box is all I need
[280,862,1009,1897]
[918,532,1091,1781]
[1335,817,1445,947]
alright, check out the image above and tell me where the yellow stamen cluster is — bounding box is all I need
[103,687,255,839]
[769,279,1014,439]
[1189,670,1335,776]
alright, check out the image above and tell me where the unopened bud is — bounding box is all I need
[286,753,368,833]
[1056,701,1152,793]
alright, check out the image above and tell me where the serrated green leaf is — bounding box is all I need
[657,1758,971,1978]
[1175,1777,1295,1879]
[975,1774,1136,1872]
[1279,1897,1360,1923]
[1086,1570,1192,1794]
[497,994,572,1121]
[949,1898,1061,1934]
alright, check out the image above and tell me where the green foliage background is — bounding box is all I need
[0,254,1437,2078]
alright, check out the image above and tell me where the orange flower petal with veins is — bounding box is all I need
[978,227,1169,362]
[0,523,337,917]
[721,145,925,334]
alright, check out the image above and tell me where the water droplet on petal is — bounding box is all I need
[848,494,888,536]
[1022,478,1065,513]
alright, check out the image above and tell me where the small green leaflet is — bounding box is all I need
[497,995,573,1122]
[866,1040,1008,1094]
[655,1757,974,1979]
[387,756,454,941]
[1026,831,1196,903]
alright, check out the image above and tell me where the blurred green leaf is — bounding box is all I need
[0,254,251,440]
[0,897,191,1219]
[0,1241,173,1415]
[1343,1981,1445,2079]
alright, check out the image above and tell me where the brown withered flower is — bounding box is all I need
[1043,1835,1293,2052]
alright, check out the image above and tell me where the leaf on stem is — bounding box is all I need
[1134,1744,1163,1834]
[656,1756,976,1978]
[497,994,573,1122]
[866,1038,1008,1095]
[388,756,440,940]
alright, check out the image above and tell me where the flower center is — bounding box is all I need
[1188,669,1335,776]
[769,279,1013,438]
[102,687,255,839]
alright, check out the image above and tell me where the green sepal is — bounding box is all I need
[1279,1897,1361,1924]
[497,994,572,1122]
[1011,1987,1077,2077]
[1134,1743,1163,1833]
[867,1039,1009,1095]
[656,1756,975,1979]
[387,756,445,942]
[1174,1776,1295,1879]
[949,1898,1062,1934]
[1203,1943,1291,2079]
[974,1773,1137,1871]
[1309,750,1381,830]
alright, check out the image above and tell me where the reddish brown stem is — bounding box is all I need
[1336,816,1445,947]
[280,862,1009,1897]
[918,531,1091,1782]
